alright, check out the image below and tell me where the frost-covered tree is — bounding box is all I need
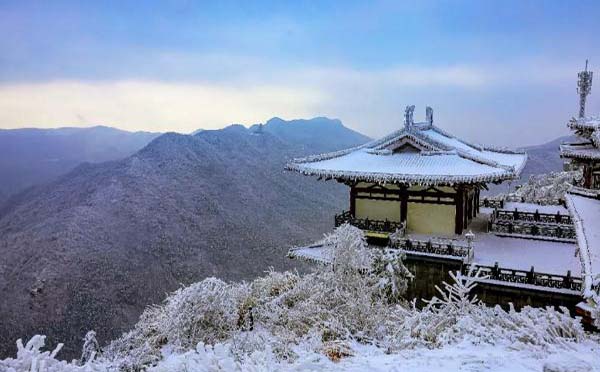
[372,249,413,303]
[323,223,371,272]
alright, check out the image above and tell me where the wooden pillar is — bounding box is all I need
[350,186,356,217]
[462,188,468,229]
[466,191,473,220]
[584,165,592,188]
[469,190,475,219]
[400,185,408,223]
[455,186,464,235]
[475,188,480,215]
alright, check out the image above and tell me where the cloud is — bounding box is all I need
[0,80,326,133]
[0,59,593,147]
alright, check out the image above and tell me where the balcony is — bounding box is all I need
[334,210,404,235]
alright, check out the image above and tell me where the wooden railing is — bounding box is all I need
[488,219,576,241]
[492,208,572,225]
[389,237,472,260]
[480,198,566,209]
[462,263,582,292]
[334,210,403,233]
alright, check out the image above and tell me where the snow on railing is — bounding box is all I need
[462,263,583,293]
[491,208,573,225]
[488,219,576,243]
[389,237,473,261]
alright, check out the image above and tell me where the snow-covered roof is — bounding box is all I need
[560,142,600,160]
[565,187,600,299]
[568,116,600,131]
[567,116,600,150]
[286,121,527,186]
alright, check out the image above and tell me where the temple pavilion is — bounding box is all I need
[287,106,527,237]
[563,62,600,327]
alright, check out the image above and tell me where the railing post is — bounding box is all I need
[492,262,500,279]
[527,266,535,284]
[564,270,572,289]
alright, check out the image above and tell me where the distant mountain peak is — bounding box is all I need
[264,116,343,127]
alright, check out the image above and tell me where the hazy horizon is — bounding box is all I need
[1,1,599,146]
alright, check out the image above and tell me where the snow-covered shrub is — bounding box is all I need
[494,170,582,204]
[323,223,371,272]
[80,330,100,365]
[372,249,413,303]
[103,277,251,370]
[160,278,250,348]
[0,335,110,372]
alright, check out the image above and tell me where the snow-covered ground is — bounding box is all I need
[147,338,600,372]
[471,234,579,275]
[4,335,600,371]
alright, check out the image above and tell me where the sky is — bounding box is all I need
[1,0,599,146]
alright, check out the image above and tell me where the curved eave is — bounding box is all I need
[560,146,600,161]
[560,152,600,161]
[285,162,519,186]
[565,190,599,298]
[567,116,600,131]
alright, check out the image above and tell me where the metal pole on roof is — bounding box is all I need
[577,59,593,118]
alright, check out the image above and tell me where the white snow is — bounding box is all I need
[503,202,568,214]
[8,336,599,372]
[144,339,600,372]
[288,124,526,185]
[420,128,525,170]
[293,148,509,180]
[566,191,600,297]
[469,233,579,276]
[288,244,330,264]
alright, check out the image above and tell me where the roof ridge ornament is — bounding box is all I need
[426,106,434,125]
[577,59,593,118]
[404,105,415,130]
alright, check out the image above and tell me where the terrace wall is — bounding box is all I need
[403,256,582,313]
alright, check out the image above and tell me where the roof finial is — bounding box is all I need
[426,106,434,126]
[577,59,593,118]
[404,105,415,130]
